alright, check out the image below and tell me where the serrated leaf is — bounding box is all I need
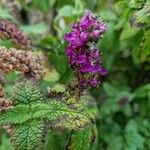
[12,79,44,105]
[1,79,92,149]
[0,103,52,125]
[11,120,44,150]
[47,100,92,130]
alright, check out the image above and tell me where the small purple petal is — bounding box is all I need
[80,32,88,43]
[90,78,97,87]
[90,49,99,59]
[80,64,94,73]
[76,54,87,64]
[98,67,107,75]
[79,11,93,29]
[92,30,101,39]
[64,33,71,40]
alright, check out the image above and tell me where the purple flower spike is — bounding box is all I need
[64,11,107,90]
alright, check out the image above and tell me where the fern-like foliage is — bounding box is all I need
[0,79,92,149]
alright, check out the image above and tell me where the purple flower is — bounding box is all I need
[90,78,97,87]
[65,44,73,56]
[79,11,94,29]
[98,67,107,75]
[76,54,87,64]
[64,11,107,90]
[90,49,99,60]
[80,64,94,73]
[80,32,89,43]
[92,22,106,39]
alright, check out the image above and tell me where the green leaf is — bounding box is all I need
[130,1,150,28]
[1,79,92,149]
[44,130,68,150]
[0,129,13,150]
[56,5,74,18]
[66,125,97,150]
[11,120,44,150]
[124,120,144,150]
[138,30,150,63]
[0,9,14,20]
[0,103,52,125]
[81,95,100,119]
[46,99,92,130]
[21,23,47,34]
[12,79,44,105]
[73,0,84,15]
[31,0,55,13]
[128,0,147,9]
[48,53,68,76]
[120,23,139,41]
[133,83,150,98]
[102,82,119,97]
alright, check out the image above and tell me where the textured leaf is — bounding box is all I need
[11,120,44,150]
[66,125,97,150]
[0,103,52,125]
[12,79,44,105]
[47,99,92,130]
[1,79,92,149]
[81,95,100,119]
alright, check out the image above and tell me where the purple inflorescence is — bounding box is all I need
[64,11,107,90]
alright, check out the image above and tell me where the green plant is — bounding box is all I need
[0,0,150,150]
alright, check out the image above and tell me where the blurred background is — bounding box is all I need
[0,0,149,149]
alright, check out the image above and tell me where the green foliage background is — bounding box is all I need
[0,0,149,150]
